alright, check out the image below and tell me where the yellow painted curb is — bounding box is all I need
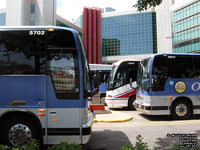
[93,112,133,123]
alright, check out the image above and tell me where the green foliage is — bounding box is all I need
[47,141,82,150]
[20,139,40,150]
[0,139,40,150]
[134,135,149,150]
[133,0,163,11]
[0,139,82,150]
[172,143,180,150]
[0,145,10,150]
[122,137,200,150]
[121,135,148,150]
[121,144,134,150]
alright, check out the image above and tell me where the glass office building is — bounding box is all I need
[101,11,157,57]
[75,10,157,63]
[0,13,6,26]
[172,0,200,53]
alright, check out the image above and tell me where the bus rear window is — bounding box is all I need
[47,29,76,49]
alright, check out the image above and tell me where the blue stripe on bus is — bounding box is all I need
[0,76,88,108]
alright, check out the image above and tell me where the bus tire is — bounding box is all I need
[171,100,191,120]
[1,114,41,146]
[128,96,136,110]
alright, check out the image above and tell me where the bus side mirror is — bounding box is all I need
[93,71,101,88]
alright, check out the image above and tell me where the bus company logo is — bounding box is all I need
[175,81,186,93]
[191,82,200,91]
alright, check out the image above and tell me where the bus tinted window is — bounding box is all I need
[47,50,79,99]
[0,31,45,75]
[168,55,193,78]
[47,29,76,48]
[113,61,138,89]
[152,55,168,91]
[114,62,127,88]
[141,58,151,87]
[193,55,200,78]
[128,62,138,82]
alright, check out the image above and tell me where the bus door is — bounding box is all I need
[151,55,170,112]
[46,30,81,144]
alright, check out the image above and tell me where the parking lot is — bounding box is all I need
[83,108,200,150]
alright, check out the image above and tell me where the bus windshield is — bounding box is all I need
[137,57,151,88]
[107,65,117,90]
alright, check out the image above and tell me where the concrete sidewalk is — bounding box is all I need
[93,110,133,123]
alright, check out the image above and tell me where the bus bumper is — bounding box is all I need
[135,103,152,115]
[82,111,93,144]
[105,99,128,108]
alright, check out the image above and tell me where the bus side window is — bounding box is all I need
[193,55,200,78]
[168,55,193,78]
[47,50,79,99]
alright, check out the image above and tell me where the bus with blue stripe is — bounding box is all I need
[105,60,139,110]
[135,53,200,120]
[0,26,99,146]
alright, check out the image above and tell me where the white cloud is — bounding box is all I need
[57,0,137,22]
[0,0,7,9]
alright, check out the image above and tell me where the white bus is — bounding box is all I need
[105,60,140,109]
[135,53,200,120]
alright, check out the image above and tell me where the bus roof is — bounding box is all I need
[113,59,140,66]
[142,53,200,60]
[0,26,78,33]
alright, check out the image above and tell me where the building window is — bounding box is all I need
[0,13,6,26]
[30,3,35,25]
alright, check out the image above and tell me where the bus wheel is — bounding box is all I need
[128,96,136,110]
[1,114,41,146]
[172,100,191,120]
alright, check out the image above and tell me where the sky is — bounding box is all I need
[57,0,138,22]
[0,0,6,9]
[0,0,137,23]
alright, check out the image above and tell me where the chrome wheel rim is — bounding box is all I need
[175,103,187,117]
[9,124,32,145]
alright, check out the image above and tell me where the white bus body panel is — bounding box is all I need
[105,83,136,108]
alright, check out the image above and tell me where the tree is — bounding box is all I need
[133,0,163,11]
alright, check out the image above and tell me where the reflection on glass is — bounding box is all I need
[48,52,76,91]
